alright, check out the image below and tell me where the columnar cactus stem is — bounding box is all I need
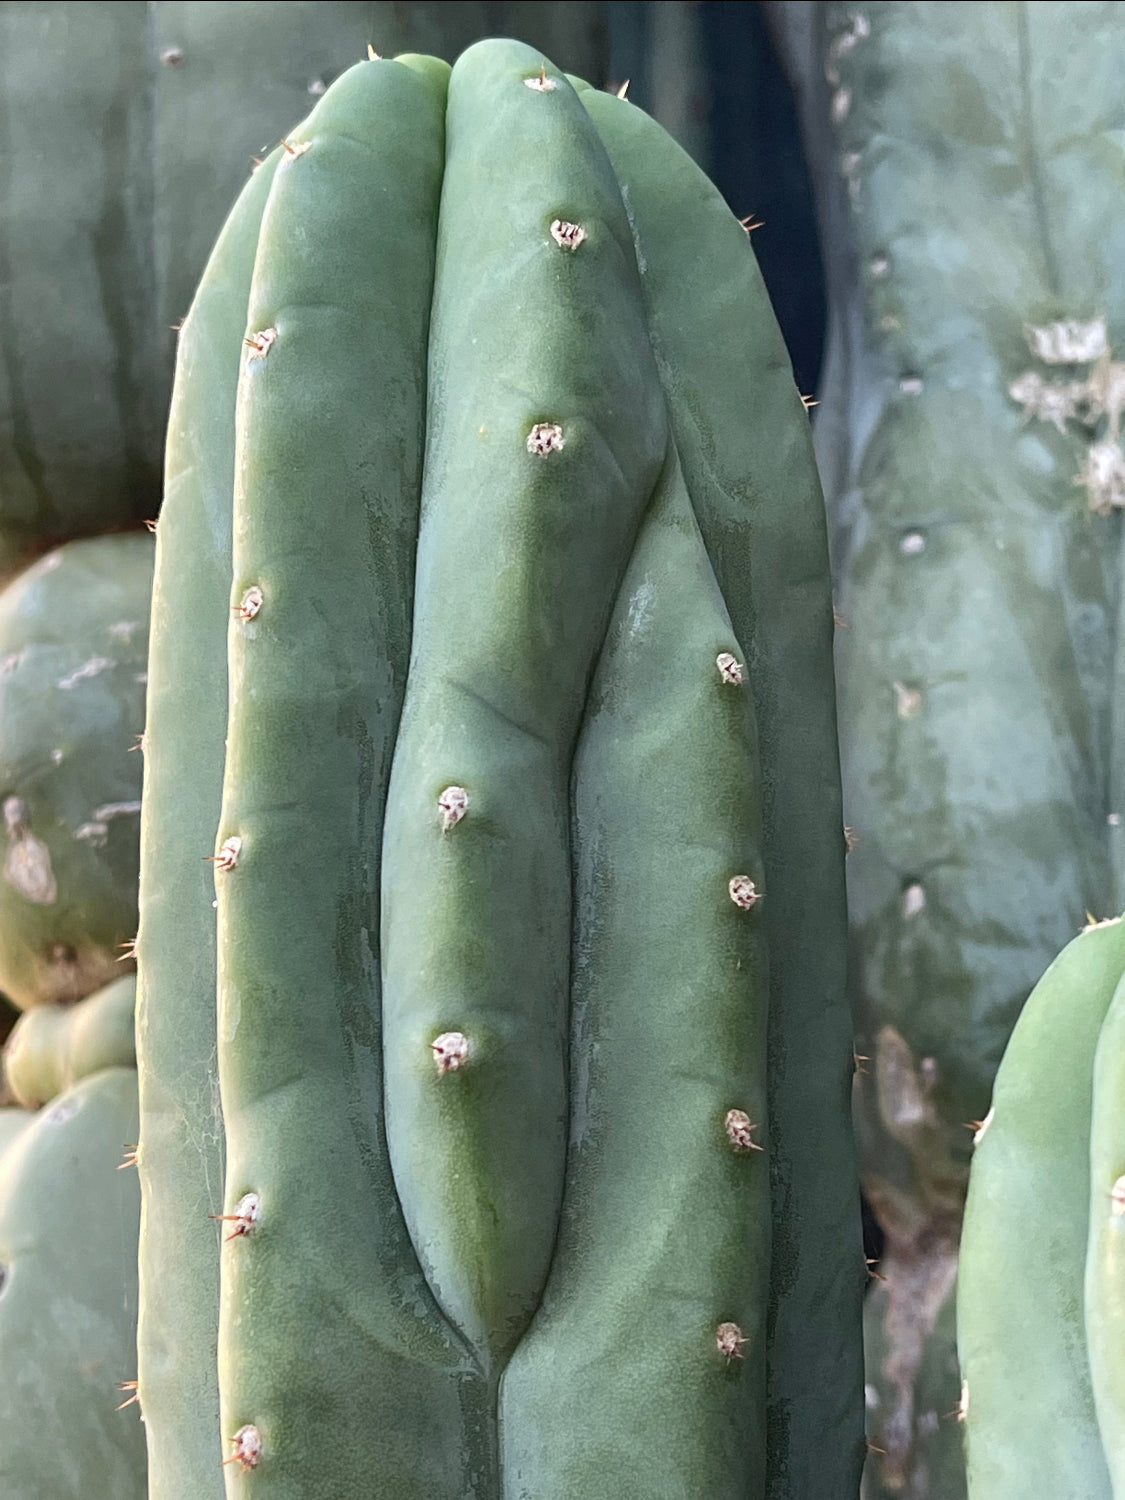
[380,41,666,1368]
[135,147,282,1500]
[214,54,475,1498]
[140,36,860,1499]
[577,80,865,1495]
[500,455,770,1494]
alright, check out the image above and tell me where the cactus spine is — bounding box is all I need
[138,40,862,1496]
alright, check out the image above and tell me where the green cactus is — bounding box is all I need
[0,2,606,578]
[3,972,135,1108]
[136,39,862,1497]
[767,3,1125,1490]
[958,916,1125,1499]
[0,532,152,1010]
[0,1067,144,1498]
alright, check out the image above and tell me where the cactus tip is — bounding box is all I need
[1111,1174,1125,1215]
[525,64,556,92]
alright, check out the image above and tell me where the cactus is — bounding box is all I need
[0,1106,30,1157]
[3,972,135,1108]
[136,38,862,1499]
[958,917,1125,1499]
[767,3,1125,1490]
[0,2,606,578]
[0,532,152,1010]
[0,1067,144,1498]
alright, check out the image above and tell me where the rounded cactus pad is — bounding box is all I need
[0,532,152,1009]
[3,972,136,1108]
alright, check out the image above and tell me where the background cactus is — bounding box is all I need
[958,917,1125,1499]
[3,973,136,1109]
[0,1067,144,1498]
[0,533,152,1010]
[768,3,1125,1491]
[0,533,152,1011]
[0,1,607,579]
[137,38,863,1498]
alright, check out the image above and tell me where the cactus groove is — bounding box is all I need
[138,39,861,1498]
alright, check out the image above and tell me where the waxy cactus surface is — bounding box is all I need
[137,40,863,1499]
[958,917,1125,1500]
[0,1067,144,1499]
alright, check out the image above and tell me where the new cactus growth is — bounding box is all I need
[137,41,863,1497]
[0,533,152,1010]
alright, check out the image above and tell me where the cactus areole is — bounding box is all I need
[135,40,863,1499]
